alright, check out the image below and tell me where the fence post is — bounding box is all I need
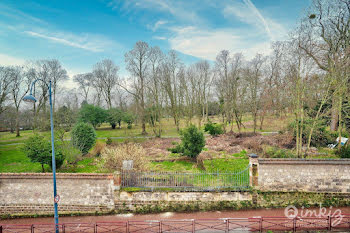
[225,219,229,233]
[328,216,332,231]
[31,224,34,233]
[0,225,2,233]
[248,154,259,187]
[192,220,195,233]
[259,217,263,232]
[293,218,296,232]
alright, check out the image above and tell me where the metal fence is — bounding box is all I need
[121,165,250,191]
[1,216,350,232]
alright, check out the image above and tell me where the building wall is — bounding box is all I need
[257,159,350,193]
[0,173,115,215]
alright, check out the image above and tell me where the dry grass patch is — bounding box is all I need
[100,143,148,171]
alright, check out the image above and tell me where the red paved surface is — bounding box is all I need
[1,207,350,224]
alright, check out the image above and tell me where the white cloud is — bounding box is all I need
[148,20,168,31]
[153,36,167,40]
[168,26,272,61]
[24,30,120,52]
[0,53,25,66]
[109,0,203,24]
[223,0,287,41]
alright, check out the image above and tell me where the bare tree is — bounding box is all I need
[93,59,119,109]
[195,60,212,126]
[0,66,13,115]
[46,59,68,111]
[73,73,93,103]
[245,54,266,133]
[147,46,164,136]
[124,41,150,134]
[9,66,32,136]
[215,51,244,132]
[298,0,350,132]
[160,50,182,131]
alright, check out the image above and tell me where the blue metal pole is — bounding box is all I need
[49,81,59,232]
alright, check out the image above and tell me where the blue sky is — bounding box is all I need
[0,0,310,85]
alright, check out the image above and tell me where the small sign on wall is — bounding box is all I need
[122,160,134,170]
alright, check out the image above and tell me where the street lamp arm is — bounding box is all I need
[29,78,50,95]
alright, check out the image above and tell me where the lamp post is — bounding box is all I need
[23,79,59,233]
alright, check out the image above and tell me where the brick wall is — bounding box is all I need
[0,173,115,215]
[256,159,350,193]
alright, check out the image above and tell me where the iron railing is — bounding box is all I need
[121,165,250,191]
[1,216,350,232]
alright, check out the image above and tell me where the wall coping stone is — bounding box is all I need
[0,173,114,180]
[258,158,350,165]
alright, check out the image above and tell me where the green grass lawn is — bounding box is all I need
[147,152,249,173]
[0,114,293,147]
[0,144,103,173]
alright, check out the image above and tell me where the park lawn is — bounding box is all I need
[147,152,249,173]
[0,113,293,147]
[0,144,104,173]
[0,145,48,172]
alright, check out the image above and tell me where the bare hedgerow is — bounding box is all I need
[99,143,147,171]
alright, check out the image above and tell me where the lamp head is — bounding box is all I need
[23,94,37,103]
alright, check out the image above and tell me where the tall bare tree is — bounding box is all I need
[298,0,350,132]
[0,66,13,115]
[148,46,164,136]
[245,54,266,133]
[93,59,119,109]
[124,41,150,134]
[9,66,32,136]
[46,59,68,111]
[160,50,182,131]
[73,73,93,103]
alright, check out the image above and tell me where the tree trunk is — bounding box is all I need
[330,96,339,131]
[41,164,45,172]
[15,108,20,137]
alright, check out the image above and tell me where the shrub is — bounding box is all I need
[263,145,296,158]
[107,108,123,129]
[49,151,65,170]
[22,134,52,172]
[22,134,65,172]
[168,125,205,160]
[336,144,350,158]
[288,118,334,147]
[78,104,108,128]
[91,141,106,157]
[122,112,134,129]
[106,137,112,145]
[168,143,184,154]
[59,142,81,164]
[71,122,97,154]
[100,143,147,171]
[204,121,224,136]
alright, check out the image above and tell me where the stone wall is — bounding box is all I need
[115,191,252,211]
[0,173,115,215]
[2,157,350,216]
[256,159,350,193]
